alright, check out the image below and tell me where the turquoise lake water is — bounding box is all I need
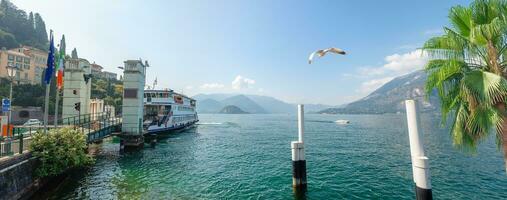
[47,114,507,199]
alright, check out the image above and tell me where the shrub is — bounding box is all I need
[30,128,94,177]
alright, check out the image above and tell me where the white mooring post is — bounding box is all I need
[291,104,307,191]
[405,100,432,200]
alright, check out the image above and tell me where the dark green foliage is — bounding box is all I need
[30,128,94,178]
[91,77,123,114]
[0,77,61,115]
[71,48,78,59]
[0,0,48,49]
[0,76,123,116]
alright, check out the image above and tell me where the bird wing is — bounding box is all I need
[327,47,346,55]
[308,50,321,64]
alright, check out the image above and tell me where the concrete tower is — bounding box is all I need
[121,59,146,136]
[62,58,92,119]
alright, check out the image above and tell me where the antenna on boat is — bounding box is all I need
[152,77,157,90]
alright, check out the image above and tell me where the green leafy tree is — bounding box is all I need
[91,77,123,114]
[29,128,94,177]
[423,0,507,172]
[0,0,48,49]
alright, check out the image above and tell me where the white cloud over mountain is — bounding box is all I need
[354,50,428,96]
[232,75,256,90]
[357,77,394,94]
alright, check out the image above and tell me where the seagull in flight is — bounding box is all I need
[308,47,346,64]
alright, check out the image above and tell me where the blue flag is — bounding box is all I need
[44,30,55,84]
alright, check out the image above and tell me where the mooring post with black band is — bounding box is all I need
[292,104,307,191]
[405,100,432,200]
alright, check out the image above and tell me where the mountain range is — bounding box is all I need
[318,70,440,114]
[194,70,439,115]
[193,94,337,114]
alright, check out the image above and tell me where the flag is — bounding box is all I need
[44,31,55,85]
[55,35,66,90]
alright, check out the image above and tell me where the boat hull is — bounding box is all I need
[145,120,199,135]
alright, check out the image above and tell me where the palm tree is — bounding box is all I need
[422,0,507,172]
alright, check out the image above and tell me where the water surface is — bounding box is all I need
[48,114,507,199]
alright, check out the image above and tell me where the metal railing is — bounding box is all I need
[0,112,122,159]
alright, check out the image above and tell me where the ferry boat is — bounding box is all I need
[143,89,198,134]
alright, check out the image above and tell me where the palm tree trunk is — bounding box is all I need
[496,102,507,173]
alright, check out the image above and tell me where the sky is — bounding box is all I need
[12,0,471,105]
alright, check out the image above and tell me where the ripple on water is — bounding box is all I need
[48,114,507,200]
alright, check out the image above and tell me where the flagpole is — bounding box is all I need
[43,83,50,132]
[54,89,59,127]
[43,30,55,133]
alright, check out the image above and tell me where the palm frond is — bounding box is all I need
[461,70,507,105]
[449,5,473,37]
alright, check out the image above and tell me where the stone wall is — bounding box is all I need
[0,153,39,200]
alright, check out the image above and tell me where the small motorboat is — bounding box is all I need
[335,120,350,124]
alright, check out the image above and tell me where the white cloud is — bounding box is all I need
[232,75,255,90]
[358,77,394,94]
[199,83,225,89]
[258,88,264,93]
[185,85,194,90]
[383,50,428,74]
[355,50,428,78]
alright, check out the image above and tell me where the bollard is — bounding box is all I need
[405,100,432,200]
[119,139,125,153]
[150,134,157,148]
[291,104,307,191]
[18,132,23,154]
[291,141,306,189]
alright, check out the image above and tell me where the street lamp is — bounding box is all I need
[5,65,17,137]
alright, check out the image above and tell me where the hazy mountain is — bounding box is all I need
[193,93,336,114]
[221,95,267,113]
[305,104,341,113]
[219,105,249,114]
[196,99,224,113]
[318,70,439,114]
[245,95,295,113]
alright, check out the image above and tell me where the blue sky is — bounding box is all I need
[13,0,471,105]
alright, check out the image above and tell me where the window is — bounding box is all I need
[124,88,138,99]
[15,63,20,68]
[157,93,163,98]
[24,58,30,64]
[24,73,28,79]
[16,56,22,62]
[24,64,30,69]
[8,54,14,61]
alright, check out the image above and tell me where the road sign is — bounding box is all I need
[2,98,10,112]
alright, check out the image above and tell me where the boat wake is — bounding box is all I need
[197,122,223,125]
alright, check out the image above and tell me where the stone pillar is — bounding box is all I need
[120,59,147,149]
[62,58,92,120]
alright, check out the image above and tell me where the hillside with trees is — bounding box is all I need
[91,77,123,114]
[0,0,48,49]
